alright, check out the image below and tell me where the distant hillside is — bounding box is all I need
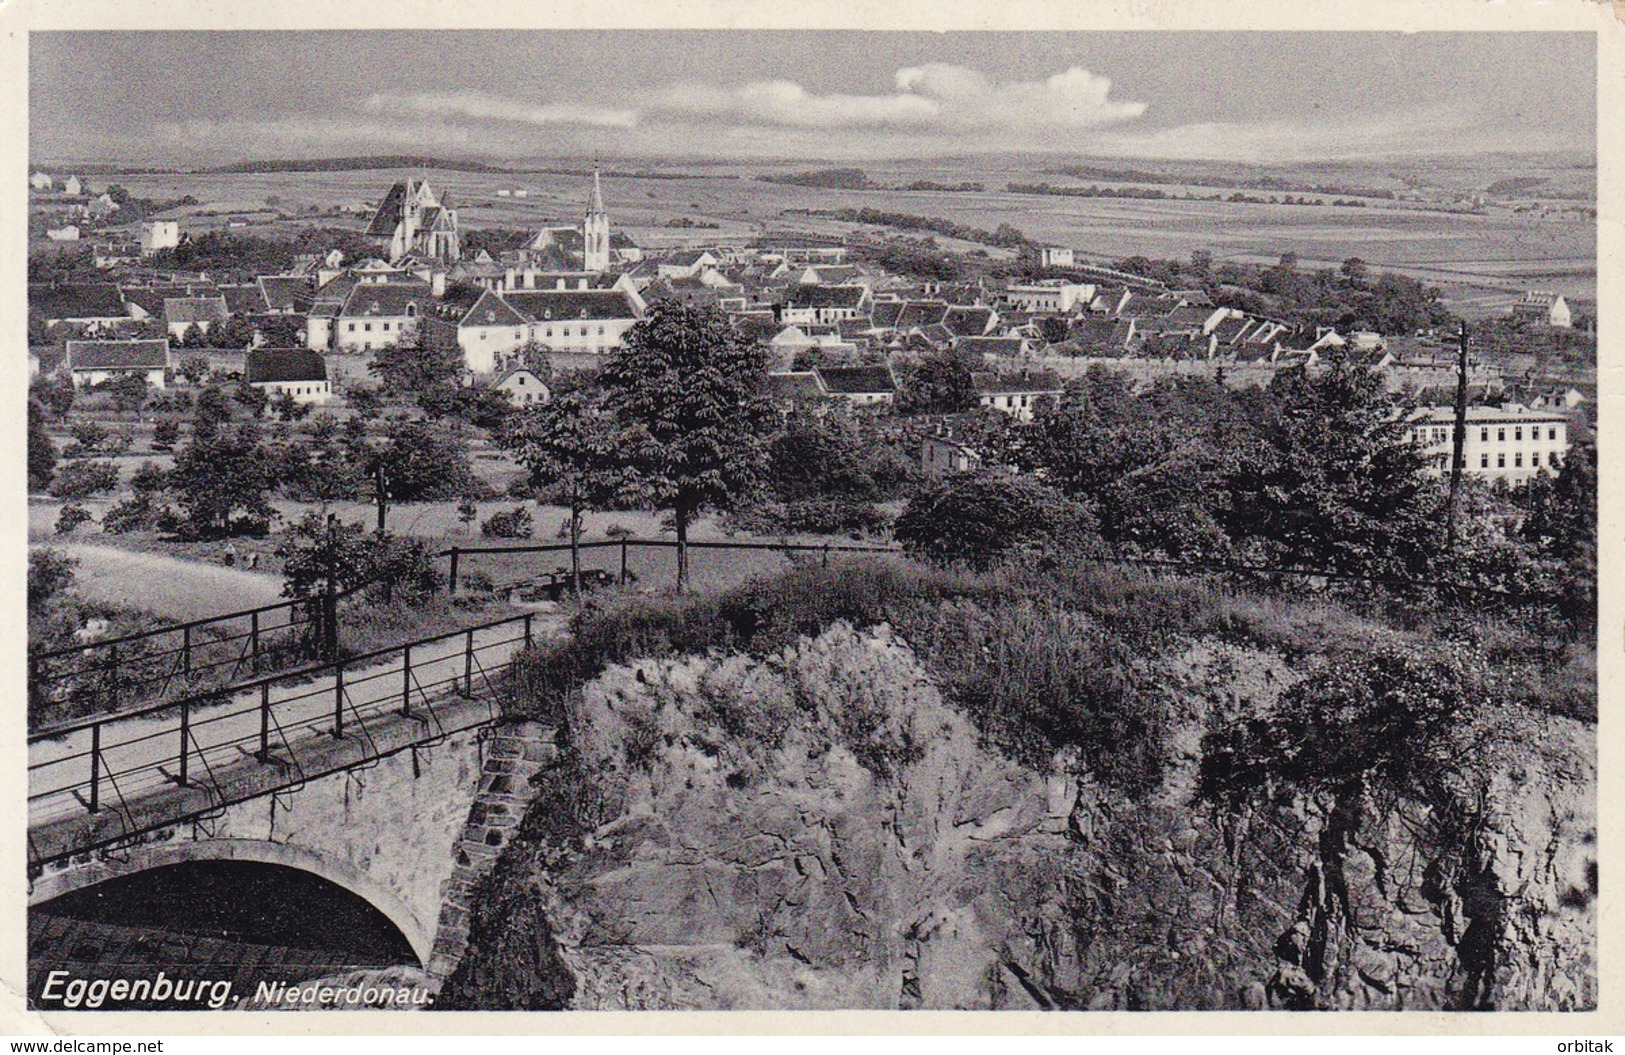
[205,155,516,175]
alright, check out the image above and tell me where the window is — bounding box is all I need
[1515,427,1523,442]
[382,322,391,332]
[1480,428,1488,442]
[1480,454,1489,468]
[347,323,356,333]
[1497,428,1505,442]
[1497,454,1505,468]
[1549,427,1558,441]
[1533,452,1541,467]
[364,323,372,333]
[1515,453,1523,468]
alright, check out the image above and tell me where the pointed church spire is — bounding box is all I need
[587,165,606,218]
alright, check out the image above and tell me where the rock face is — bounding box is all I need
[444,624,1595,1011]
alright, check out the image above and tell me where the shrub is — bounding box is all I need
[150,419,181,451]
[55,504,93,535]
[481,506,534,539]
[895,470,1095,570]
[48,460,119,500]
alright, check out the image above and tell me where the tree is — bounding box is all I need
[151,419,180,451]
[1227,365,1436,578]
[169,421,276,537]
[375,420,477,503]
[48,460,119,500]
[178,355,210,385]
[193,385,234,438]
[501,391,626,592]
[369,340,463,406]
[105,372,149,414]
[900,347,980,414]
[55,504,93,535]
[346,383,384,420]
[894,470,1094,570]
[1518,441,1597,634]
[28,400,56,492]
[233,380,269,417]
[276,511,438,606]
[599,300,776,591]
[32,373,75,418]
[28,549,77,617]
[270,390,313,422]
[1339,257,1369,286]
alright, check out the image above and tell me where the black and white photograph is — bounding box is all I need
[13,9,1605,1024]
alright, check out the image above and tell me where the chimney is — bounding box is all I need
[505,268,517,290]
[523,269,536,289]
[431,270,446,297]
[556,278,566,290]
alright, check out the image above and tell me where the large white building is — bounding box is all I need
[140,221,180,255]
[1406,404,1571,484]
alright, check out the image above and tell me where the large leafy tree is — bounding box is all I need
[169,419,276,537]
[27,400,56,492]
[1518,440,1597,634]
[899,346,980,414]
[1226,365,1437,578]
[501,391,627,592]
[599,300,776,591]
[369,340,464,407]
[894,470,1094,571]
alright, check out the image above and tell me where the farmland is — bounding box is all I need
[87,150,1596,318]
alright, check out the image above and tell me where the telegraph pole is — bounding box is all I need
[1445,321,1470,552]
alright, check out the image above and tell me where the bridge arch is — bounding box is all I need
[29,838,435,965]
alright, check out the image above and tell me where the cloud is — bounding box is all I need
[360,90,638,129]
[1093,106,1498,163]
[649,64,1144,133]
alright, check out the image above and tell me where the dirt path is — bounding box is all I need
[40,543,285,622]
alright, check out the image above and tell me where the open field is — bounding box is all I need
[95,154,1596,315]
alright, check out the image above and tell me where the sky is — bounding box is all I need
[29,32,1596,166]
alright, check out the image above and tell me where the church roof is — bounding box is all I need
[365,182,409,237]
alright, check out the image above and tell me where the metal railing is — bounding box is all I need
[442,537,901,594]
[29,593,342,728]
[27,611,538,871]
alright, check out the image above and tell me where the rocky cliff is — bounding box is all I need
[437,621,1594,1011]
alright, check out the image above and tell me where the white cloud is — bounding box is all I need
[649,64,1144,133]
[360,90,638,129]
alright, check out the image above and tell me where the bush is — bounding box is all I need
[729,498,894,538]
[895,470,1095,570]
[48,460,119,500]
[55,504,93,535]
[481,506,534,539]
[151,419,181,451]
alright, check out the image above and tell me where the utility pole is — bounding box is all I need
[1445,320,1470,552]
[373,461,389,535]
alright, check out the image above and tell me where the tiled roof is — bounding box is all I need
[365,182,408,237]
[504,289,640,323]
[942,306,995,338]
[816,365,895,395]
[785,284,869,310]
[245,348,327,384]
[955,336,1027,356]
[339,282,432,318]
[895,299,949,329]
[219,284,268,315]
[165,296,230,325]
[457,290,530,329]
[259,276,313,312]
[30,282,127,322]
[764,371,828,401]
[67,339,169,371]
[973,370,1064,395]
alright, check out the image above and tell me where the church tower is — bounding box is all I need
[583,168,610,273]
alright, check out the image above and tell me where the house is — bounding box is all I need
[30,172,53,191]
[780,284,873,327]
[919,423,984,479]
[333,281,432,352]
[140,221,180,255]
[503,288,644,369]
[244,348,331,404]
[815,365,896,407]
[1405,404,1570,482]
[63,176,83,196]
[92,243,141,269]
[656,250,720,280]
[29,282,129,328]
[763,370,830,412]
[1511,290,1572,329]
[1004,281,1095,314]
[65,339,170,388]
[1038,247,1075,269]
[423,286,534,376]
[956,335,1033,358]
[258,275,313,314]
[365,179,460,264]
[46,226,80,242]
[164,296,231,340]
[491,366,551,406]
[755,234,847,265]
[975,372,1064,423]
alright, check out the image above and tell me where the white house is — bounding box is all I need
[245,348,331,405]
[492,366,551,406]
[63,176,83,196]
[1038,247,1075,268]
[1406,404,1570,483]
[65,339,170,389]
[1004,281,1095,314]
[140,221,180,255]
[1512,291,1572,329]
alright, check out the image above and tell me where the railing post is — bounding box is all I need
[620,538,629,585]
[332,663,345,739]
[448,547,460,595]
[524,613,534,649]
[822,543,830,568]
[401,644,413,716]
[258,681,271,761]
[88,723,101,813]
[182,623,192,677]
[177,697,190,787]
[464,629,474,697]
[250,610,261,672]
[322,590,338,663]
[107,644,120,712]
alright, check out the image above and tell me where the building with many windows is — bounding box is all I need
[1406,404,1570,484]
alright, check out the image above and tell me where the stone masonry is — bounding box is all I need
[425,720,557,986]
